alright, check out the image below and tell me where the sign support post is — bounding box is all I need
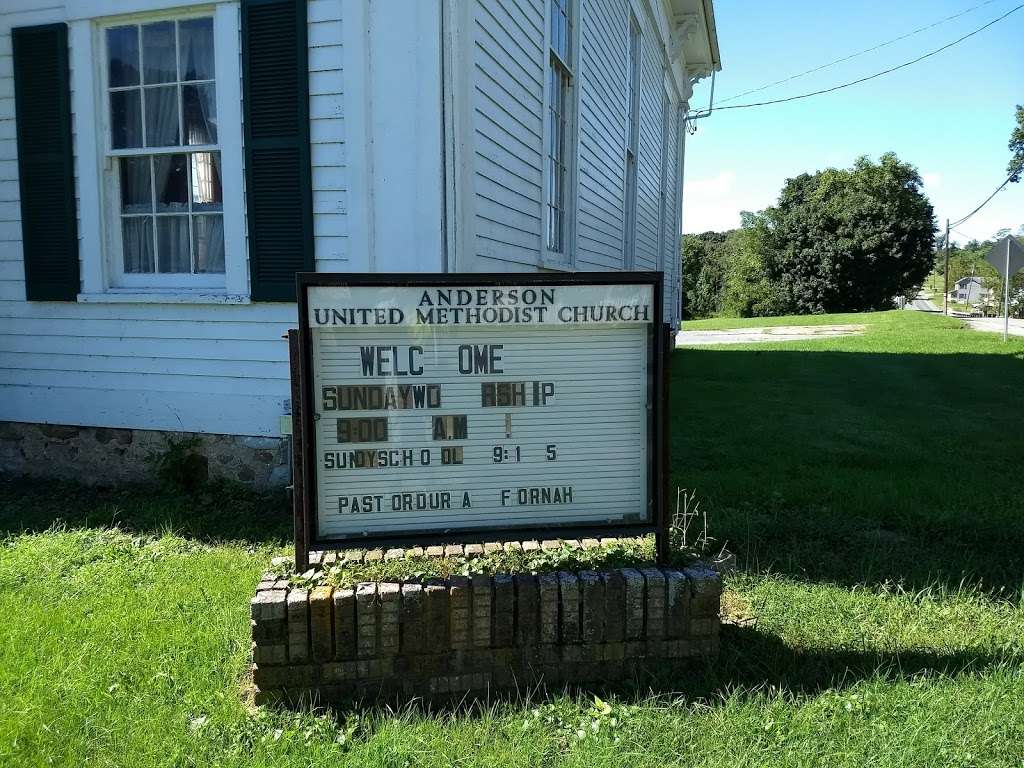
[656,323,673,565]
[288,329,310,572]
[1005,238,1011,343]
[943,219,950,317]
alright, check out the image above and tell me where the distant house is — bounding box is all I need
[949,276,991,305]
[0,0,722,487]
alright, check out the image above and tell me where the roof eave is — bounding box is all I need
[669,0,721,84]
[701,0,722,72]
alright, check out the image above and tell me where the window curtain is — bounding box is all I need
[183,84,216,145]
[146,86,179,146]
[194,215,224,272]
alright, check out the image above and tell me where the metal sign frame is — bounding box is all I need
[290,271,671,568]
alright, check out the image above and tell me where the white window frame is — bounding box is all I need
[72,3,248,302]
[541,0,579,270]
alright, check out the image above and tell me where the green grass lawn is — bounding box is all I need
[3,310,1024,766]
[924,272,946,299]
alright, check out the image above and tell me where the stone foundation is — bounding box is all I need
[0,421,289,490]
[250,563,722,706]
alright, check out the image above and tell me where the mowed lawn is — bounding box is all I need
[1,310,1023,766]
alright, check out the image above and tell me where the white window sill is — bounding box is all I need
[77,291,251,305]
[541,255,575,273]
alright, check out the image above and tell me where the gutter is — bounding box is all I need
[701,0,722,72]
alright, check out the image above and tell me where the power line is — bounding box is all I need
[717,0,1005,105]
[713,3,1023,111]
[949,165,1022,228]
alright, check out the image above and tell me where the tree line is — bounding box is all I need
[683,107,1023,321]
[682,153,936,319]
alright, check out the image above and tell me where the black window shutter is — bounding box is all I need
[242,0,314,302]
[12,24,79,302]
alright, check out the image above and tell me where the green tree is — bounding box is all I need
[681,231,727,319]
[681,217,786,319]
[719,216,785,318]
[760,153,936,314]
[1009,104,1024,182]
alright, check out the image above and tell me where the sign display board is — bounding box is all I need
[984,236,1024,342]
[985,235,1024,278]
[293,273,668,551]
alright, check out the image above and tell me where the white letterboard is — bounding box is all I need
[304,281,656,539]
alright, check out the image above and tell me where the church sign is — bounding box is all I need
[291,273,669,560]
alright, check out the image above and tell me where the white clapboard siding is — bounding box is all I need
[462,0,684,284]
[0,260,23,280]
[0,2,348,436]
[0,334,286,362]
[0,367,286,396]
[308,1,348,272]
[633,33,663,272]
[1,315,291,341]
[666,107,683,325]
[469,0,545,270]
[3,352,285,380]
[575,0,627,271]
[4,385,285,435]
[1,0,694,441]
[674,115,686,323]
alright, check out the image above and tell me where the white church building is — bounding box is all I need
[0,0,721,487]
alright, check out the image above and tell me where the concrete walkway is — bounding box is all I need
[677,324,867,346]
[964,317,1024,337]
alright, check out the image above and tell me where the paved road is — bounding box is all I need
[907,295,941,312]
[964,317,1024,337]
[904,293,1024,336]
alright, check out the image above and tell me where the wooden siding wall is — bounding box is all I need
[575,0,627,272]
[0,0,686,438]
[468,0,546,272]
[308,0,347,273]
[0,0,346,436]
[663,105,681,322]
[465,0,684,320]
[633,31,664,272]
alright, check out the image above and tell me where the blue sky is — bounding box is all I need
[682,0,1024,244]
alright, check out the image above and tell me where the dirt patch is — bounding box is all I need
[678,324,867,346]
[721,590,756,627]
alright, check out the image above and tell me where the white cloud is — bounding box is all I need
[686,169,737,199]
[681,170,774,233]
[922,172,943,189]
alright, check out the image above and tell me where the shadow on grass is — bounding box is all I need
[674,347,1024,597]
[292,623,1018,720]
[698,623,1018,696]
[0,476,291,546]
[719,506,1024,600]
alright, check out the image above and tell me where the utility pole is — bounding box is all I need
[943,219,950,316]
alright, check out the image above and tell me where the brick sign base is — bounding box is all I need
[250,564,722,705]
